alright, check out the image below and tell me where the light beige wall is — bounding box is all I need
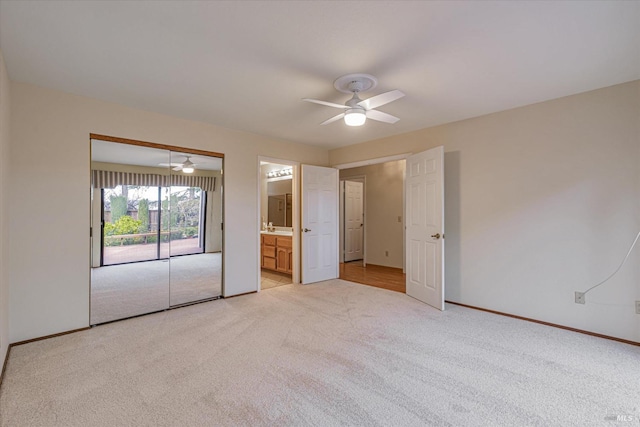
[331,80,640,342]
[9,81,328,343]
[340,160,405,268]
[0,50,10,363]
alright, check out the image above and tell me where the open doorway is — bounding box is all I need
[338,159,406,293]
[258,160,298,290]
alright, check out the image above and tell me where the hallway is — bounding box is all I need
[339,261,405,293]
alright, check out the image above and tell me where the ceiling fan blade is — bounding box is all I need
[159,163,183,167]
[358,90,405,110]
[172,165,183,171]
[303,98,347,109]
[366,109,400,124]
[321,113,346,125]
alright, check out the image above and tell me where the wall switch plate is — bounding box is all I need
[575,292,585,304]
[636,301,640,314]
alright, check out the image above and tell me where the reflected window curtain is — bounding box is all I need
[92,170,216,192]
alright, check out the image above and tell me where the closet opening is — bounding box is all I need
[90,135,224,325]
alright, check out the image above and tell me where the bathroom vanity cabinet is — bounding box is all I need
[261,234,292,274]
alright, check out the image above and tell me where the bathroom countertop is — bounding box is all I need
[260,230,293,236]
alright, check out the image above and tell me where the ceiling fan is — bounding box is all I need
[159,156,196,173]
[303,73,405,127]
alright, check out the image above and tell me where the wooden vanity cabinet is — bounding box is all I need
[261,235,277,270]
[261,234,292,274]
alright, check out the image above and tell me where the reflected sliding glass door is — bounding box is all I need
[102,185,163,266]
[101,185,206,265]
[90,138,224,325]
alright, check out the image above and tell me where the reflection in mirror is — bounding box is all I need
[266,177,293,227]
[169,150,223,306]
[90,139,223,325]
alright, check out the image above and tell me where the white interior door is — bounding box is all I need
[302,165,339,284]
[405,146,445,310]
[344,181,364,262]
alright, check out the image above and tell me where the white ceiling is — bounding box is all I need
[92,139,222,171]
[2,1,639,149]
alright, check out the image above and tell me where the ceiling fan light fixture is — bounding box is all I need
[181,157,195,173]
[344,109,366,126]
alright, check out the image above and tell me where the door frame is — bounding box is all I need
[339,176,366,265]
[257,156,301,289]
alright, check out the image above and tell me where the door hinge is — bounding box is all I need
[90,227,92,238]
[221,223,224,230]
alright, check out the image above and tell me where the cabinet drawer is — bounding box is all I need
[262,245,276,258]
[276,236,292,248]
[262,235,277,246]
[262,256,276,270]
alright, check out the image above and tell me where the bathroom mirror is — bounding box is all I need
[90,137,223,324]
[267,181,292,227]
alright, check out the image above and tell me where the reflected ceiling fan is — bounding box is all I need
[303,73,405,126]
[159,156,196,173]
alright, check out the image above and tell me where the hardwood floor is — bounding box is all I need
[339,261,405,293]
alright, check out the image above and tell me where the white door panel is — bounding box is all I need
[344,180,364,262]
[302,165,339,284]
[406,146,444,310]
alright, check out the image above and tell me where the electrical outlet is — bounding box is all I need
[636,301,640,314]
[385,250,389,257]
[575,292,585,304]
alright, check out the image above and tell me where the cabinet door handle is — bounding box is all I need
[303,228,311,232]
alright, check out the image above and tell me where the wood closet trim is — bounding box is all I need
[90,133,224,158]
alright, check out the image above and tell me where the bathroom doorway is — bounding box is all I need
[258,158,300,290]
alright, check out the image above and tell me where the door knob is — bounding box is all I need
[303,228,311,232]
[431,233,441,239]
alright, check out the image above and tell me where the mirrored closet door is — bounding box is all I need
[90,137,223,325]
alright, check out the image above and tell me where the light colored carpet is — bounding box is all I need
[2,279,638,426]
[91,253,221,324]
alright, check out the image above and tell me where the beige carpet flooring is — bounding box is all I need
[1,279,638,426]
[91,253,221,324]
